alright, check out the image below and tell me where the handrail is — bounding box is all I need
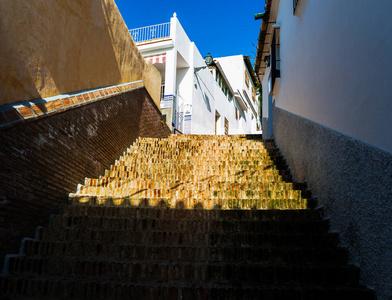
[173,127,183,134]
[130,22,171,43]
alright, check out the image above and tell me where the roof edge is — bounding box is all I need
[254,0,273,77]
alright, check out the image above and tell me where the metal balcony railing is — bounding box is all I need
[130,22,171,43]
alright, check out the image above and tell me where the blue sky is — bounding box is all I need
[115,0,264,66]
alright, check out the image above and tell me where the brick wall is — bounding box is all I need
[0,88,170,266]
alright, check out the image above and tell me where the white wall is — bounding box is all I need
[191,44,216,134]
[213,77,236,135]
[136,15,260,135]
[259,2,392,298]
[216,55,260,134]
[190,46,243,135]
[171,14,192,66]
[216,56,243,88]
[271,0,392,153]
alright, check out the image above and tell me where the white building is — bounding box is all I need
[255,1,392,299]
[215,55,260,134]
[130,13,260,135]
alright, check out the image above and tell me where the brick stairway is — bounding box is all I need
[0,135,375,299]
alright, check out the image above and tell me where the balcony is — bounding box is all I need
[130,22,171,44]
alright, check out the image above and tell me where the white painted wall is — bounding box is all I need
[133,14,260,135]
[164,48,177,97]
[191,45,217,134]
[213,76,236,135]
[216,55,260,134]
[170,14,191,66]
[169,16,254,135]
[267,0,392,153]
[191,46,246,135]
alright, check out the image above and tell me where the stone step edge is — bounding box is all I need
[0,81,144,130]
[68,196,307,210]
[1,275,374,291]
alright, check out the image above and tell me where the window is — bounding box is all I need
[252,86,256,102]
[235,107,239,120]
[271,27,280,78]
[160,85,165,100]
[215,69,233,101]
[224,118,229,135]
[270,26,280,92]
[245,71,250,87]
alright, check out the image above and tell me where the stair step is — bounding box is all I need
[0,135,374,299]
[49,217,329,234]
[39,228,338,247]
[6,257,360,285]
[22,241,346,264]
[0,276,375,300]
[61,206,324,221]
[13,242,347,265]
[40,219,337,245]
[84,178,295,190]
[70,197,307,210]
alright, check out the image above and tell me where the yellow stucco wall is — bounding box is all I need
[0,0,161,107]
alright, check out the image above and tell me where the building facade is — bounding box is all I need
[255,1,392,299]
[215,55,260,134]
[130,13,260,135]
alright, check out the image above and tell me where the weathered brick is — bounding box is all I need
[30,103,46,116]
[52,100,63,110]
[0,170,14,181]
[44,101,55,112]
[0,87,170,267]
[76,95,84,103]
[62,97,71,107]
[17,106,34,118]
[82,93,90,101]
[0,112,7,125]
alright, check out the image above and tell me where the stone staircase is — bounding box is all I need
[0,135,375,299]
